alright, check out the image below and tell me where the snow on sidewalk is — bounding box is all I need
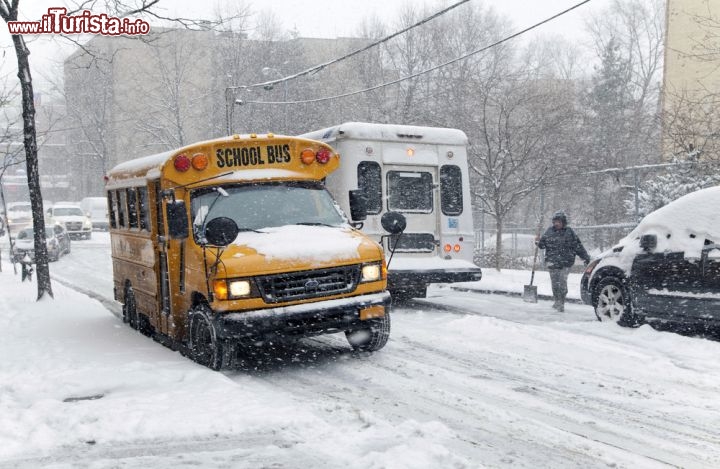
[451,267,584,301]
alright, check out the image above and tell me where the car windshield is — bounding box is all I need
[9,204,31,213]
[17,229,52,239]
[190,183,345,240]
[53,207,84,217]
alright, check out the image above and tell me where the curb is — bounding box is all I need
[449,286,585,304]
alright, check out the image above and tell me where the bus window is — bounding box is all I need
[127,188,139,229]
[107,191,117,229]
[357,161,382,214]
[117,189,127,228]
[138,187,150,231]
[440,165,463,216]
[387,171,433,213]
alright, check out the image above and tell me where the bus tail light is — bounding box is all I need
[300,148,316,165]
[174,154,191,172]
[316,148,332,164]
[191,153,208,170]
[453,244,461,252]
[444,244,452,252]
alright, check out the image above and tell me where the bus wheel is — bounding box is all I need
[122,285,138,330]
[346,312,391,352]
[189,305,226,371]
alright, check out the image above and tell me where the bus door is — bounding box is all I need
[384,166,440,256]
[153,181,173,335]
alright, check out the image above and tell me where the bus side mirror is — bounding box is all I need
[166,200,189,240]
[381,211,406,235]
[348,190,367,221]
[205,217,239,247]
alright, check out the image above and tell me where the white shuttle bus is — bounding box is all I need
[301,122,481,299]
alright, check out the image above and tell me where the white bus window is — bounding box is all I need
[387,171,433,213]
[440,165,463,216]
[357,161,382,214]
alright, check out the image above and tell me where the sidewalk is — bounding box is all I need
[449,268,585,304]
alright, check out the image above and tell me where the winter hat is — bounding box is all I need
[551,210,567,225]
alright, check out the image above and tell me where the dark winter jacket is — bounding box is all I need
[538,225,590,269]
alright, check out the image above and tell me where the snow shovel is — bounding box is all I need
[523,220,543,303]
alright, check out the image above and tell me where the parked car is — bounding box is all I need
[12,223,71,262]
[582,186,720,331]
[46,204,93,239]
[81,197,109,231]
[5,201,33,236]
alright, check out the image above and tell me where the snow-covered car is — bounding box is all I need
[5,201,33,236]
[46,204,93,239]
[12,223,71,263]
[582,186,720,329]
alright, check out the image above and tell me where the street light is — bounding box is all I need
[261,66,288,133]
[224,86,247,135]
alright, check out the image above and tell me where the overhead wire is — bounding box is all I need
[237,0,592,106]
[227,0,473,92]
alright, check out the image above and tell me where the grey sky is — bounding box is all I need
[0,0,603,92]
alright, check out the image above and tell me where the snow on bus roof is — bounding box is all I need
[301,122,468,145]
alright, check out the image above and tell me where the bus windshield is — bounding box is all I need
[191,183,345,239]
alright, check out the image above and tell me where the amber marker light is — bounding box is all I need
[454,244,461,252]
[407,147,415,157]
[213,280,228,301]
[444,244,452,252]
[300,148,316,165]
[191,153,208,170]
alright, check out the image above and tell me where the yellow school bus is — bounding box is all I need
[105,133,391,370]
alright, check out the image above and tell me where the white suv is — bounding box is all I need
[47,204,93,239]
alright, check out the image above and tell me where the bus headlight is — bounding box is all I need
[361,263,381,282]
[213,279,253,300]
[228,280,251,297]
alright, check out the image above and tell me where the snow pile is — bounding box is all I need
[233,225,363,262]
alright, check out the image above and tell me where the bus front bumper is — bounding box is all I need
[216,291,391,341]
[388,267,482,289]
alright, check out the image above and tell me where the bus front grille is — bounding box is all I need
[257,265,361,303]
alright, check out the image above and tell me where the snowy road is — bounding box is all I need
[5,233,720,468]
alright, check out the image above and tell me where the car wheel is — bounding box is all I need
[594,276,641,327]
[122,285,139,329]
[346,312,391,352]
[189,305,230,370]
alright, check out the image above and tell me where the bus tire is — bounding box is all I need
[189,305,227,371]
[346,312,391,352]
[122,285,139,330]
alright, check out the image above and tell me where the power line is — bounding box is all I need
[239,0,592,106]
[227,0,473,93]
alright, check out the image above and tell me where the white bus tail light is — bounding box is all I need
[453,244,461,252]
[174,154,191,172]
